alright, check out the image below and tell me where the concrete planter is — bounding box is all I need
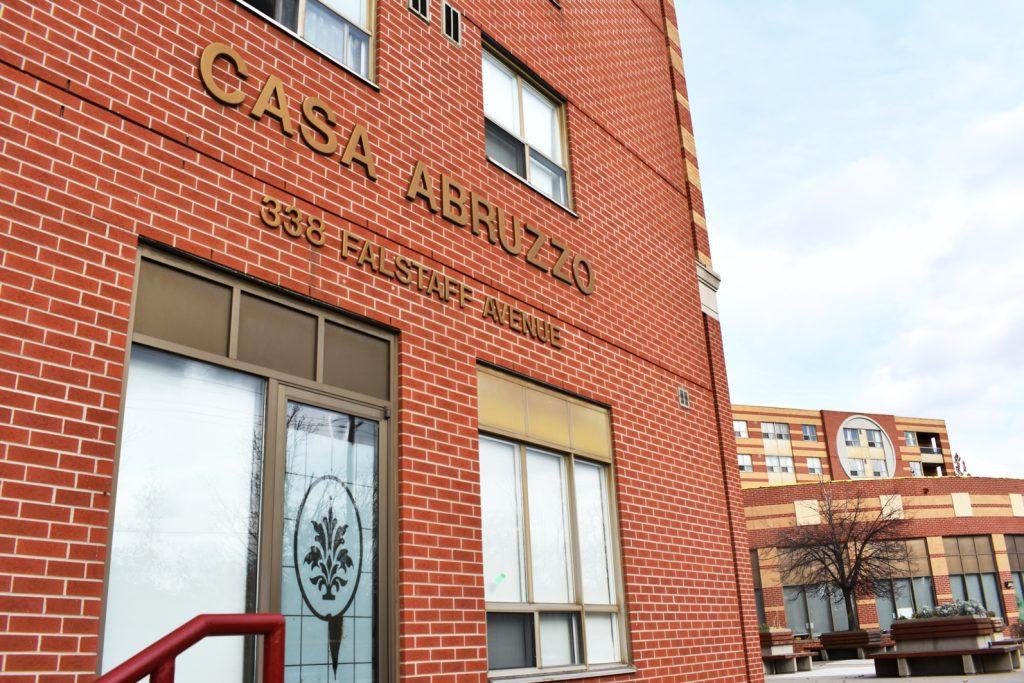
[891,616,995,652]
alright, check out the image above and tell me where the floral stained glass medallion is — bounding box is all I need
[283,402,377,683]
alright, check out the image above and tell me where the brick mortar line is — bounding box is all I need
[0,57,717,396]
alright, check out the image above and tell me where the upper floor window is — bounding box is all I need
[733,420,749,439]
[866,429,883,448]
[738,454,753,472]
[244,0,373,78]
[482,50,571,207]
[801,424,818,441]
[806,457,822,475]
[766,455,794,474]
[761,422,790,440]
[904,431,918,447]
[848,458,866,477]
[908,461,923,477]
[871,459,888,478]
[843,427,861,446]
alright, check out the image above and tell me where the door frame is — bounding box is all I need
[257,381,391,671]
[99,246,398,682]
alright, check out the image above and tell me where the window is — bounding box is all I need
[908,461,923,477]
[866,429,883,447]
[738,454,753,472]
[843,428,861,446]
[802,424,818,441]
[871,459,888,478]
[102,252,394,681]
[943,536,1004,618]
[766,456,794,474]
[1008,536,1024,616]
[243,0,373,78]
[478,369,626,675]
[408,0,428,21]
[783,584,849,637]
[904,431,918,447]
[806,457,822,476]
[751,550,767,625]
[874,541,934,630]
[761,422,790,440]
[848,458,866,477]
[442,2,461,44]
[482,50,570,207]
[733,420,748,439]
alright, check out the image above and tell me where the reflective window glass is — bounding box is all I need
[102,347,266,679]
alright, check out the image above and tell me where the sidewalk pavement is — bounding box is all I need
[765,658,1024,682]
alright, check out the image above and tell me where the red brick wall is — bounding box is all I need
[0,1,759,681]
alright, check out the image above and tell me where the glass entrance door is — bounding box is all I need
[275,399,379,683]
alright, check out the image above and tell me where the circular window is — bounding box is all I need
[836,416,895,479]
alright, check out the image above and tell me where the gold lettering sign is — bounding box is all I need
[404,161,595,295]
[198,42,378,180]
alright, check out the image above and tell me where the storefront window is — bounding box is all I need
[943,536,1004,617]
[783,583,848,637]
[477,368,625,675]
[102,346,266,680]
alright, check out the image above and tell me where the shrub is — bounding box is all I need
[912,600,988,619]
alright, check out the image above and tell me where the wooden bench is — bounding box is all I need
[870,645,1018,677]
[793,640,825,661]
[762,652,813,674]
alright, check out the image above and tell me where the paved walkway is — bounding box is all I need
[766,658,1024,682]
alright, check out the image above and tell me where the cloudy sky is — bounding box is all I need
[675,1,1024,478]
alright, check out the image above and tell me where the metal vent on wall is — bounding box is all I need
[409,0,429,22]
[678,388,691,409]
[443,2,461,44]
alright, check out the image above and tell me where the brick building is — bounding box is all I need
[734,405,1024,636]
[0,1,763,681]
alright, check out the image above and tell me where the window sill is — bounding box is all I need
[490,665,637,683]
[232,0,380,92]
[486,157,580,218]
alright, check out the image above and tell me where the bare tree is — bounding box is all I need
[774,483,912,630]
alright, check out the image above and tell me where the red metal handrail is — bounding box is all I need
[95,614,285,683]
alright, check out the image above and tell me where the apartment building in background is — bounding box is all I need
[734,405,1024,636]
[0,1,764,681]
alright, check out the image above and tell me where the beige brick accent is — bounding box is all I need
[669,48,684,75]
[680,126,696,155]
[880,494,904,519]
[685,159,701,189]
[665,20,681,47]
[951,492,973,517]
[926,536,949,576]
[675,89,690,110]
[1011,493,1024,516]
[794,499,820,526]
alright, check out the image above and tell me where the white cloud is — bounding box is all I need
[716,102,1024,478]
